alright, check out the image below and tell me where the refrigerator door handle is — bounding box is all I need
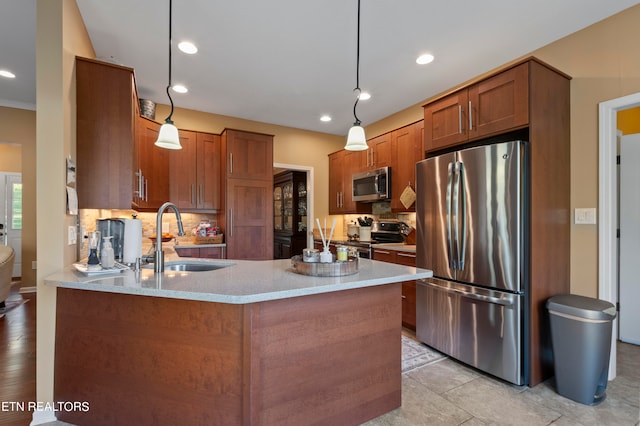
[452,161,461,270]
[446,162,455,269]
[458,162,467,269]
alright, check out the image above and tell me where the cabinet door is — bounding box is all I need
[196,132,221,210]
[136,118,170,209]
[424,90,469,152]
[76,57,135,209]
[170,130,197,209]
[328,151,344,214]
[224,129,273,180]
[226,178,273,260]
[391,122,423,211]
[369,133,392,169]
[373,248,396,263]
[174,247,200,257]
[468,63,529,139]
[199,247,224,259]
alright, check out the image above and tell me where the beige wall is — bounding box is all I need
[0,106,36,286]
[361,4,640,298]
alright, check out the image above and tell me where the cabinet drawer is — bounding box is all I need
[395,251,416,267]
[373,249,396,263]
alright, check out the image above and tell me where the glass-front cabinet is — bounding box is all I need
[273,170,307,259]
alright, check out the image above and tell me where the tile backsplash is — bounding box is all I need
[78,209,220,259]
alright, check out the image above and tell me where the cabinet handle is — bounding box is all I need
[199,184,203,206]
[336,193,340,208]
[230,152,233,175]
[468,101,473,131]
[401,295,407,299]
[191,184,195,205]
[229,209,233,237]
[458,105,463,134]
[398,252,416,259]
[144,179,148,202]
[375,250,392,255]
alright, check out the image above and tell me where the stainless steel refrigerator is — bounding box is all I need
[415,140,528,385]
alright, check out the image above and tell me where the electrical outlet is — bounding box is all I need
[32,260,37,270]
[68,225,77,245]
[575,208,597,225]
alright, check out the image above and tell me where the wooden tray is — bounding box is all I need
[192,235,224,245]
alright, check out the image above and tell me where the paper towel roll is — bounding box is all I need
[122,219,142,264]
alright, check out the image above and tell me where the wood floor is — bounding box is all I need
[0,282,36,426]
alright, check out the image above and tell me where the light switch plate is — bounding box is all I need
[575,208,597,224]
[68,225,77,245]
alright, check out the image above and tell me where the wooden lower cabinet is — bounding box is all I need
[373,248,417,330]
[54,284,402,425]
[174,246,225,259]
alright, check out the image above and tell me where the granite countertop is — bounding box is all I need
[45,253,432,305]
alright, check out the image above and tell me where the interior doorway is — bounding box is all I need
[598,92,640,380]
[273,163,315,250]
[0,172,22,277]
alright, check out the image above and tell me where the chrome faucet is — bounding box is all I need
[154,202,185,273]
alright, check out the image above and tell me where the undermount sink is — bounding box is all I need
[142,261,230,272]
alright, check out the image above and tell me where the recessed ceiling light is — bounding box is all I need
[359,92,371,101]
[172,84,188,94]
[0,70,16,79]
[178,41,198,54]
[416,54,435,65]
[320,115,332,122]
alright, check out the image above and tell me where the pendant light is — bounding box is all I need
[155,0,182,150]
[344,0,368,151]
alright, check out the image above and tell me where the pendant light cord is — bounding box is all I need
[165,0,175,124]
[352,0,362,126]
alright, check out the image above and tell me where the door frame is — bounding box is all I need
[273,163,314,249]
[598,91,640,380]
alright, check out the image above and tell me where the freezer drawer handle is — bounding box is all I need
[422,280,514,307]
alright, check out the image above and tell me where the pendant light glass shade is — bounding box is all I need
[344,0,368,151]
[345,124,367,151]
[155,0,182,150]
[155,121,181,149]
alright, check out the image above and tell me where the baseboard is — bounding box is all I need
[30,407,57,425]
[19,286,37,294]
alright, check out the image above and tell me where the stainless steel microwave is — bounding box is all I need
[352,166,390,202]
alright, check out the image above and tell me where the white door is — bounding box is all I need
[619,134,640,344]
[0,173,22,277]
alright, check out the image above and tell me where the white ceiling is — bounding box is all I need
[1,0,639,136]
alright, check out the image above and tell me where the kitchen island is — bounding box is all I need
[46,258,432,425]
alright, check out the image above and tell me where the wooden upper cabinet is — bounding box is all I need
[223,129,273,180]
[134,117,170,210]
[328,151,345,214]
[169,130,220,211]
[424,62,530,153]
[424,90,469,152]
[197,132,221,210]
[169,130,198,209]
[468,63,529,140]
[391,121,423,211]
[76,57,135,209]
[362,133,392,169]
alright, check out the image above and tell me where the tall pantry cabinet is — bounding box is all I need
[220,129,274,260]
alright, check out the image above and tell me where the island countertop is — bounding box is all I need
[45,258,432,304]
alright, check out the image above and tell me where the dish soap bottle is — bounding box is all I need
[100,236,115,269]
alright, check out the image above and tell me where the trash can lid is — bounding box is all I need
[547,294,617,320]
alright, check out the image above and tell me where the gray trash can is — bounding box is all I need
[547,294,617,405]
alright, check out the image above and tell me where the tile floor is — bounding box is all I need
[365,334,640,426]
